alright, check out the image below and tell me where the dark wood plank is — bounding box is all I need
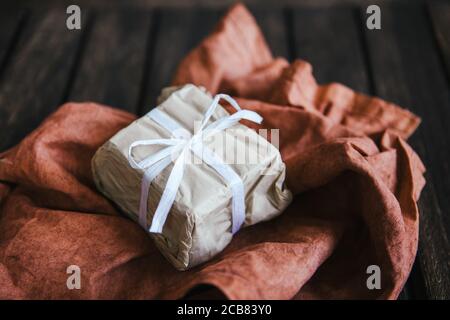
[362,4,450,299]
[250,7,290,59]
[401,254,427,300]
[138,8,221,115]
[291,7,370,93]
[0,9,87,152]
[428,1,450,78]
[67,9,153,113]
[0,9,25,76]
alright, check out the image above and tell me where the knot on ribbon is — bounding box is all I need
[128,93,263,234]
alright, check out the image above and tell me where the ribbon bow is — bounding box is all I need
[128,94,263,234]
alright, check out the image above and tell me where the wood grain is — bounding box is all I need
[250,6,290,59]
[137,7,220,115]
[67,9,153,113]
[428,1,450,78]
[0,9,25,77]
[0,9,87,151]
[291,7,370,93]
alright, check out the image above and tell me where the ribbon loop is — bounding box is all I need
[127,93,263,235]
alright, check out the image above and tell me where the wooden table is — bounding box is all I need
[0,1,449,299]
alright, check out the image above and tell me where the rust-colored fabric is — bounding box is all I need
[0,4,425,299]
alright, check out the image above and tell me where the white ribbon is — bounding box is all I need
[128,94,263,234]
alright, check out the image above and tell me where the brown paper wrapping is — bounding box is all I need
[92,84,292,270]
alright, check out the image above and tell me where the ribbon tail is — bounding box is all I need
[149,151,187,233]
[230,182,245,234]
[138,156,173,228]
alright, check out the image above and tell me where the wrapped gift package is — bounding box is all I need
[92,84,292,270]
